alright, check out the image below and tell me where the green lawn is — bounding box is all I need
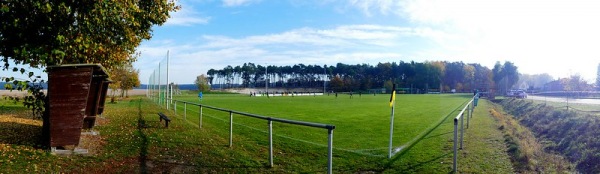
[0,93,514,173]
[169,93,469,155]
[161,93,514,172]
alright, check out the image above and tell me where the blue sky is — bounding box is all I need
[136,0,600,84]
[7,0,598,84]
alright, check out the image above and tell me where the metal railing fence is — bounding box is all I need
[167,98,336,174]
[453,96,476,173]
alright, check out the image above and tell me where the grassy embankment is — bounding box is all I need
[488,100,573,173]
[497,98,600,173]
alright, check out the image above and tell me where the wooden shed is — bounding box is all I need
[47,64,111,147]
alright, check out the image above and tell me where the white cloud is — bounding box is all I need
[201,25,415,49]
[138,0,600,83]
[164,2,211,26]
[222,0,261,7]
[335,0,600,81]
[137,25,420,83]
[395,0,600,81]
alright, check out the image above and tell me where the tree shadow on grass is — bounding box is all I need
[422,131,453,140]
[148,138,227,148]
[137,99,149,174]
[0,118,44,148]
[135,99,266,173]
[148,158,266,171]
[384,151,453,173]
[381,102,467,173]
[408,152,452,173]
[138,120,166,129]
[137,115,227,148]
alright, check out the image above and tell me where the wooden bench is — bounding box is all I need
[158,112,171,128]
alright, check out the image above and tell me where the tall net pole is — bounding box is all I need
[158,63,162,105]
[157,69,159,102]
[147,51,170,108]
[265,64,268,95]
[166,50,170,109]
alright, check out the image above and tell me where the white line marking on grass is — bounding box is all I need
[389,100,468,157]
[393,146,404,154]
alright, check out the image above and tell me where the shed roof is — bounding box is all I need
[47,64,111,82]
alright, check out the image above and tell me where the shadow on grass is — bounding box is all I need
[422,131,453,140]
[138,120,168,129]
[142,158,268,174]
[0,122,43,147]
[158,160,265,170]
[137,99,149,174]
[138,115,228,148]
[149,138,228,148]
[0,106,44,148]
[383,150,453,173]
[136,99,266,172]
[382,99,470,172]
[406,152,452,172]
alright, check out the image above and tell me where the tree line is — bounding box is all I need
[205,61,521,94]
[526,63,599,92]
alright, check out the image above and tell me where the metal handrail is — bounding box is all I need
[173,99,335,129]
[167,98,335,174]
[453,96,476,173]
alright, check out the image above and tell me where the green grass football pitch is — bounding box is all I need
[168,93,472,157]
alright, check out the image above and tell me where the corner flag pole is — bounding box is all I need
[388,84,396,159]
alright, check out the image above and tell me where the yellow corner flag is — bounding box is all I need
[389,84,396,107]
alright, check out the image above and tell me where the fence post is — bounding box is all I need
[460,112,464,150]
[453,118,458,173]
[199,105,203,128]
[184,102,187,121]
[466,105,470,129]
[229,111,233,147]
[471,100,475,118]
[268,119,273,167]
[470,101,473,118]
[327,128,334,174]
[174,101,177,115]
